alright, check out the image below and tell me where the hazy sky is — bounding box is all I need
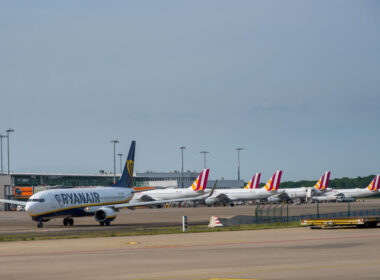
[0,1,379,181]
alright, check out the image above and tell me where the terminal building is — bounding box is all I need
[0,171,244,210]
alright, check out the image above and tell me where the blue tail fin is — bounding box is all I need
[113,141,135,188]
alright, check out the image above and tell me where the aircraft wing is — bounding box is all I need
[0,199,28,206]
[113,196,209,209]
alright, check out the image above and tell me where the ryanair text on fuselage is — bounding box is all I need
[55,192,101,205]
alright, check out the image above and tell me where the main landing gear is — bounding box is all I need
[99,221,111,226]
[63,217,74,226]
[37,221,43,228]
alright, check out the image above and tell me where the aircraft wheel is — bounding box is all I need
[37,221,43,228]
[105,221,111,226]
[68,218,74,226]
[63,218,69,226]
[100,221,105,226]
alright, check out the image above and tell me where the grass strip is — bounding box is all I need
[0,221,301,242]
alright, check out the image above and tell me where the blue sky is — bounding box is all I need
[0,1,379,181]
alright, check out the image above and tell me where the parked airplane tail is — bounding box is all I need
[190,169,210,191]
[113,141,135,188]
[367,175,380,191]
[314,171,331,191]
[264,170,282,192]
[244,173,261,189]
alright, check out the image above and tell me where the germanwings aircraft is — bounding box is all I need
[204,171,282,206]
[0,141,212,228]
[315,174,380,200]
[268,171,331,202]
[130,169,210,203]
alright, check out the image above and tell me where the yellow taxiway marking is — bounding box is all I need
[126,241,140,245]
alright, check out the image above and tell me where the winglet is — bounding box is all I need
[368,175,380,191]
[264,170,282,192]
[314,171,331,191]
[207,180,218,197]
[113,141,135,188]
[244,173,261,189]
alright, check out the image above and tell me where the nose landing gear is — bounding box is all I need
[63,217,74,226]
[37,221,43,228]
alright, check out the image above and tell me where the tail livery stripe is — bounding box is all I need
[196,171,204,191]
[192,169,210,191]
[200,169,209,190]
[272,170,282,190]
[244,173,261,189]
[322,171,330,189]
[191,179,199,191]
[265,171,282,191]
[315,171,330,190]
[368,175,380,191]
[253,173,261,189]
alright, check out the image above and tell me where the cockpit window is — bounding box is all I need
[27,198,45,203]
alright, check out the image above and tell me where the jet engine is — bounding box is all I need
[94,207,116,222]
[205,197,218,206]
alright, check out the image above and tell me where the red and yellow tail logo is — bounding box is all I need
[314,171,331,191]
[244,173,261,189]
[264,170,282,192]
[368,175,380,191]
[191,169,210,191]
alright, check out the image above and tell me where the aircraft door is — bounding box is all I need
[51,193,58,209]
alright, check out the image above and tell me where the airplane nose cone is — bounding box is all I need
[25,202,36,214]
[25,203,31,213]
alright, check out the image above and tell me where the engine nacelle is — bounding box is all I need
[205,197,218,206]
[267,195,281,203]
[94,207,116,222]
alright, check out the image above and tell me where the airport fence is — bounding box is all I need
[253,204,380,224]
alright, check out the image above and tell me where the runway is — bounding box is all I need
[1,227,380,279]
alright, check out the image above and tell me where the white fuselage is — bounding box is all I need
[279,188,307,199]
[25,187,132,220]
[321,188,378,199]
[209,188,276,201]
[131,188,206,202]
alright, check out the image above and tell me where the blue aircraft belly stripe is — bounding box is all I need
[30,199,130,218]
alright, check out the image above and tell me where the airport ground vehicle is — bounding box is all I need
[301,217,380,228]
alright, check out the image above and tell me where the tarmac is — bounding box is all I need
[1,201,380,235]
[1,227,380,280]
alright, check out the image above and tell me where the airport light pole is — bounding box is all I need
[236,147,244,181]
[118,153,123,174]
[111,139,119,184]
[180,146,186,188]
[199,151,209,169]
[6,128,14,174]
[0,134,6,175]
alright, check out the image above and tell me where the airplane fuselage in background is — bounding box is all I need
[209,188,277,201]
[322,188,377,198]
[131,188,207,202]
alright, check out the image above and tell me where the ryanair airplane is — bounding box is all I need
[0,141,210,228]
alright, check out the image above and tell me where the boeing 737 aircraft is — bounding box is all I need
[268,171,331,202]
[0,141,213,228]
[204,171,282,206]
[130,169,210,203]
[314,174,380,200]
